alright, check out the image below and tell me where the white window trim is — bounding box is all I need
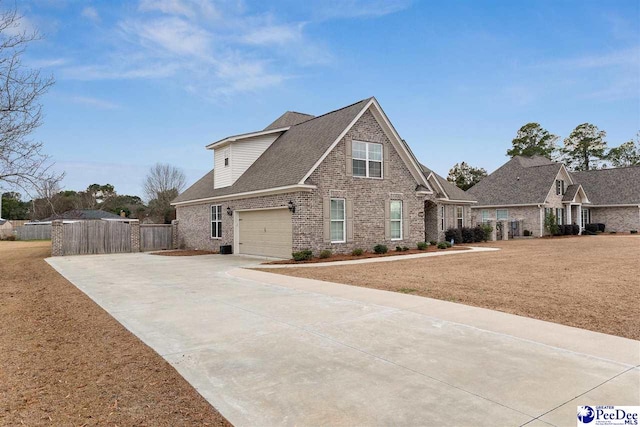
[456,206,464,228]
[496,209,509,221]
[223,149,230,167]
[481,209,490,224]
[390,200,403,241]
[330,198,346,243]
[352,140,383,179]
[211,204,222,239]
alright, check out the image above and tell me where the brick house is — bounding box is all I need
[467,155,640,236]
[172,97,476,258]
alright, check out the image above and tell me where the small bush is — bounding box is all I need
[461,227,474,243]
[444,228,462,244]
[597,223,606,232]
[437,242,448,249]
[631,230,638,234]
[319,249,332,259]
[395,246,403,252]
[582,229,596,235]
[445,241,452,248]
[523,230,531,237]
[609,231,616,234]
[563,224,573,235]
[416,242,429,250]
[292,249,313,261]
[481,225,493,241]
[429,240,437,246]
[585,223,598,233]
[351,248,364,256]
[402,246,410,251]
[472,226,485,242]
[572,224,580,235]
[1,235,16,241]
[373,244,388,254]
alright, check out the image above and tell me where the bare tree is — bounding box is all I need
[0,6,61,192]
[143,163,186,202]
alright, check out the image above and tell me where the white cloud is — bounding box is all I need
[312,0,412,19]
[120,17,212,58]
[81,6,100,22]
[69,96,122,110]
[242,23,304,46]
[138,0,219,20]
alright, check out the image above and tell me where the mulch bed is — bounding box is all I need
[0,241,231,426]
[263,236,640,340]
[151,249,219,256]
[265,245,470,265]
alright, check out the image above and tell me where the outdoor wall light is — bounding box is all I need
[226,206,233,216]
[288,200,296,213]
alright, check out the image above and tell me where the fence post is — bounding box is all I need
[171,219,179,249]
[51,220,64,256]
[130,220,140,252]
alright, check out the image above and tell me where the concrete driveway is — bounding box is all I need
[47,253,639,426]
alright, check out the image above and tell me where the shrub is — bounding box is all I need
[461,227,474,243]
[585,223,598,233]
[396,246,403,252]
[631,230,638,234]
[544,212,559,236]
[445,241,452,248]
[582,229,596,235]
[563,225,573,235]
[444,228,462,244]
[402,246,410,251]
[292,249,313,261]
[373,244,388,254]
[523,230,531,237]
[416,242,429,250]
[481,224,493,241]
[351,248,364,256]
[597,223,606,232]
[1,235,16,241]
[429,240,437,246]
[319,249,332,259]
[572,224,580,235]
[609,231,616,234]
[437,242,448,249]
[472,226,485,242]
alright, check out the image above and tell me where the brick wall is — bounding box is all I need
[589,206,640,232]
[471,206,543,237]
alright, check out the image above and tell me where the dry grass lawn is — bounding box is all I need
[265,235,640,340]
[0,241,230,426]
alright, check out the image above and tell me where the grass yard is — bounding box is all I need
[0,241,229,426]
[264,235,640,340]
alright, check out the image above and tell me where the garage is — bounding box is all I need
[237,208,292,258]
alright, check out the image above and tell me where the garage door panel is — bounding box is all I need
[238,209,292,259]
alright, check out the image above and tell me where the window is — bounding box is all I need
[581,208,590,229]
[330,198,345,243]
[556,208,564,225]
[211,205,222,238]
[223,149,230,167]
[481,209,490,224]
[440,205,446,231]
[456,206,464,228]
[352,141,382,178]
[556,180,565,195]
[390,200,402,240]
[496,209,509,221]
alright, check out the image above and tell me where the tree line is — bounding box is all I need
[447,123,639,190]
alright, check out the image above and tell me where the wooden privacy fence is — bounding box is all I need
[52,219,178,256]
[16,224,52,240]
[140,224,172,251]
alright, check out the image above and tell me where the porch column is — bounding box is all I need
[566,204,572,224]
[489,220,497,241]
[578,204,582,234]
[500,220,509,240]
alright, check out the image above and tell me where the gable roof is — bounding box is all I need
[173,169,215,204]
[264,111,315,130]
[419,164,476,202]
[43,209,123,221]
[467,156,563,206]
[571,166,640,205]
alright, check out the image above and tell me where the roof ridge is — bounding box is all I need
[572,165,640,173]
[290,97,374,128]
[285,110,315,117]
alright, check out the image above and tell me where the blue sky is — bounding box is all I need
[13,0,640,199]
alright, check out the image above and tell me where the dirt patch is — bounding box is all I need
[151,249,219,256]
[0,241,230,426]
[266,245,469,264]
[263,236,640,340]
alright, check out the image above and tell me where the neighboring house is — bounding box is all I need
[41,209,124,221]
[172,97,476,258]
[467,155,639,236]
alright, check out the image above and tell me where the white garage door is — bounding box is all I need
[238,208,292,259]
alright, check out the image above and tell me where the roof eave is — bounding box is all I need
[205,127,290,150]
[171,184,317,207]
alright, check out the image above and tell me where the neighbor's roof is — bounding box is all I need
[419,164,476,202]
[43,209,123,221]
[264,111,315,131]
[571,166,640,205]
[173,98,372,203]
[467,156,562,206]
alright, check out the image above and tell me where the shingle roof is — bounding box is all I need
[467,156,562,206]
[264,111,315,130]
[571,166,640,205]
[173,169,215,203]
[419,164,476,202]
[174,98,372,203]
[562,184,580,202]
[44,209,123,221]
